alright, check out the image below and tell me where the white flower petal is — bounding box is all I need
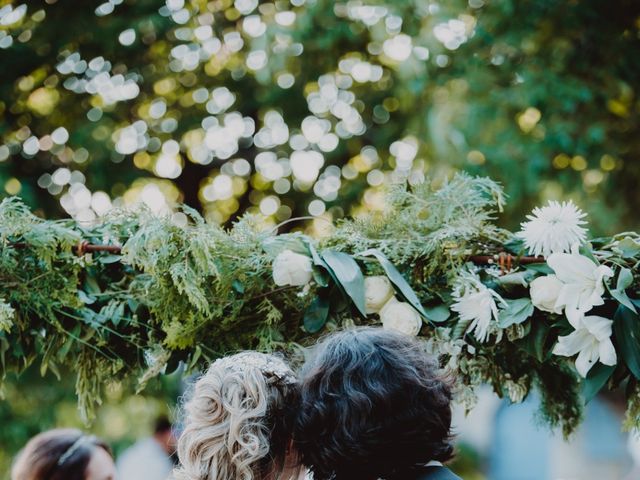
[517,200,588,257]
[582,315,613,342]
[272,250,313,287]
[530,275,564,313]
[451,273,503,343]
[548,253,596,285]
[575,343,600,377]
[598,338,617,367]
[553,330,591,357]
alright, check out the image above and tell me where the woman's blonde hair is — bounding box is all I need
[175,352,301,480]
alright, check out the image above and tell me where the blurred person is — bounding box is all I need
[116,416,176,480]
[293,327,461,480]
[11,428,115,480]
[175,351,304,480]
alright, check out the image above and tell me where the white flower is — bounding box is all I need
[379,298,422,336]
[272,250,313,287]
[517,200,588,257]
[364,276,395,314]
[529,275,563,314]
[552,315,617,377]
[547,249,614,326]
[451,273,505,343]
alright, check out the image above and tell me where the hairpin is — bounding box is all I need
[57,435,96,466]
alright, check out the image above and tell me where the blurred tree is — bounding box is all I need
[0,0,638,233]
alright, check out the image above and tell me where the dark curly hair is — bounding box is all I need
[294,327,454,480]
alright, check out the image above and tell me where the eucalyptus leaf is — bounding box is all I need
[617,267,634,290]
[613,237,640,259]
[498,298,534,328]
[608,267,637,313]
[262,233,310,256]
[424,305,450,323]
[359,248,428,318]
[78,290,96,305]
[321,250,366,316]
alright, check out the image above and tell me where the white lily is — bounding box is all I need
[451,272,505,343]
[552,315,617,377]
[547,248,613,326]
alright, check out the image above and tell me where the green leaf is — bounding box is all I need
[232,280,245,294]
[78,290,96,305]
[579,244,599,263]
[307,242,330,287]
[321,250,366,316]
[262,233,310,256]
[608,267,637,314]
[424,304,450,323]
[498,298,534,328]
[614,305,640,379]
[98,254,122,264]
[495,271,533,287]
[518,321,549,362]
[503,237,525,255]
[304,295,330,333]
[617,267,634,290]
[582,363,615,404]
[525,263,554,275]
[613,237,640,259]
[359,249,428,318]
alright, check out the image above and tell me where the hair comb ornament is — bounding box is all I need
[211,352,297,386]
[57,435,97,466]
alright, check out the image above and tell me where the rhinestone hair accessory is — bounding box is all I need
[57,434,96,466]
[211,352,297,386]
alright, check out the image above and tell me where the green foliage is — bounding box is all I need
[2,173,640,435]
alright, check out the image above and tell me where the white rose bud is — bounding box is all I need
[379,298,423,336]
[364,276,395,314]
[530,274,563,313]
[272,250,313,287]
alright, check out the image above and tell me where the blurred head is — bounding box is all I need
[175,352,302,480]
[11,428,115,480]
[153,416,176,456]
[293,327,454,480]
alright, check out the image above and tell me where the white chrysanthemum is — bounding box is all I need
[517,200,588,257]
[451,272,505,343]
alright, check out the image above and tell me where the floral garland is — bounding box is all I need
[0,174,639,432]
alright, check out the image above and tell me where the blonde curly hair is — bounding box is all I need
[174,352,301,480]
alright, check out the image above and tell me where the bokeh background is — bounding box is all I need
[1,0,640,478]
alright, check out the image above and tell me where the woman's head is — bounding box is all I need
[11,428,115,480]
[294,327,454,480]
[175,352,301,480]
